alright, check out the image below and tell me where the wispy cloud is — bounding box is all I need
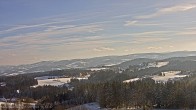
[44,25,75,32]
[137,4,196,19]
[178,27,196,35]
[147,46,163,50]
[120,31,174,37]
[185,27,196,30]
[113,14,132,19]
[124,20,162,26]
[0,21,68,34]
[124,49,135,52]
[133,37,171,44]
[0,24,104,50]
[179,31,196,35]
[93,47,115,52]
[124,20,138,26]
[1,1,196,65]
[0,16,111,35]
[168,45,174,48]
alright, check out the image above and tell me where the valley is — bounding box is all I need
[1,52,196,109]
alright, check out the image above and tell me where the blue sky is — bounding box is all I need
[1,0,196,65]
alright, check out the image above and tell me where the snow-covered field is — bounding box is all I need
[105,64,117,66]
[124,71,188,83]
[89,67,108,71]
[4,72,25,76]
[156,62,169,67]
[152,71,187,82]
[123,78,140,83]
[35,77,71,87]
[105,62,122,67]
[147,61,169,68]
[66,61,86,68]
[32,76,71,87]
[139,61,169,70]
[77,74,90,80]
[32,75,90,87]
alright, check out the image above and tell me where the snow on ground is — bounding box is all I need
[123,71,188,83]
[123,78,140,83]
[67,102,102,110]
[139,62,169,70]
[122,59,132,61]
[66,61,86,68]
[0,73,8,76]
[32,77,71,87]
[84,103,101,110]
[89,67,108,71]
[147,62,169,68]
[51,68,62,70]
[57,78,71,83]
[105,62,122,67]
[152,71,187,82]
[76,74,90,80]
[32,75,90,87]
[156,62,169,67]
[105,64,118,66]
[5,72,25,76]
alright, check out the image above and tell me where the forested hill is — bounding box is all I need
[1,51,196,75]
[1,54,196,109]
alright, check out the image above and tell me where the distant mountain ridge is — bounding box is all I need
[1,51,196,75]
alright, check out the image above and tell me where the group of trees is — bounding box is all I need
[56,74,196,109]
[0,68,196,109]
[0,69,89,98]
[96,78,196,109]
[0,75,37,97]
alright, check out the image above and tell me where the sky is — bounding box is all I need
[1,0,196,65]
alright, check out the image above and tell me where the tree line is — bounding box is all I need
[58,74,196,109]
